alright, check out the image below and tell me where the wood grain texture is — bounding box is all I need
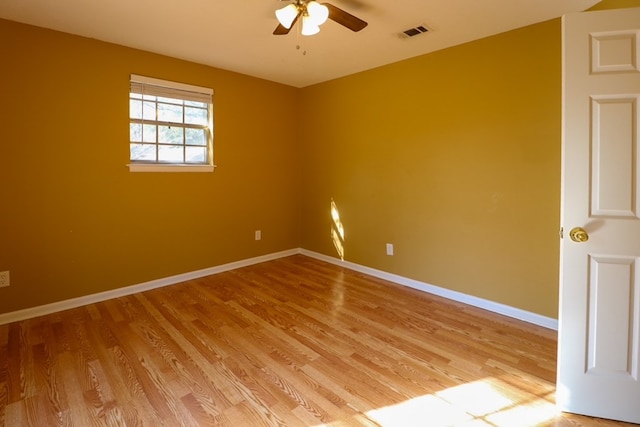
[0,255,633,426]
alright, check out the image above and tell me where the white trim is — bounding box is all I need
[0,248,558,330]
[0,249,298,325]
[127,163,216,173]
[300,249,559,331]
[130,74,213,96]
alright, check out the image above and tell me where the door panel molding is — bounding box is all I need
[587,255,640,380]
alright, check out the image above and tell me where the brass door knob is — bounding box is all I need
[569,227,589,242]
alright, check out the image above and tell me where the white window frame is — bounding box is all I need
[128,74,215,173]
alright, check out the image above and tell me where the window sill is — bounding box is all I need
[128,163,216,173]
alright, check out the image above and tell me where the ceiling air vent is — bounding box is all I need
[402,25,429,38]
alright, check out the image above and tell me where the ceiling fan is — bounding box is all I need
[273,1,368,36]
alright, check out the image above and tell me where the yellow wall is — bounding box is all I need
[0,19,300,313]
[299,20,562,318]
[298,0,635,319]
[588,0,640,10]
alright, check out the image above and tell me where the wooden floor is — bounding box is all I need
[0,255,634,426]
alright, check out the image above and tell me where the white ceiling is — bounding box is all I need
[0,0,600,88]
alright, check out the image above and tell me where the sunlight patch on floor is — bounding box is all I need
[366,393,475,426]
[318,377,560,426]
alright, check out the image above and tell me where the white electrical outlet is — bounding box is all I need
[0,271,9,288]
[386,243,394,256]
[255,230,262,241]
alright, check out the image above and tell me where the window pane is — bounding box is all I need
[143,101,156,120]
[130,123,142,142]
[158,145,184,163]
[185,107,207,125]
[129,77,213,166]
[158,102,183,123]
[130,99,142,119]
[158,96,182,105]
[186,128,206,146]
[159,126,184,144]
[185,100,207,108]
[130,143,156,161]
[185,146,207,163]
[142,124,157,143]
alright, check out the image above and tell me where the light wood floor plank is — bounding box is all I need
[0,255,635,426]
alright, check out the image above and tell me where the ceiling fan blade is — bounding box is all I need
[323,3,368,32]
[273,10,302,35]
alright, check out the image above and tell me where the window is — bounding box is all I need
[129,75,214,172]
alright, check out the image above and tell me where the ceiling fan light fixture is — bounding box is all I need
[306,1,329,26]
[275,3,299,29]
[301,14,320,36]
[272,1,367,36]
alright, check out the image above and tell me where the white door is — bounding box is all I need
[558,7,640,424]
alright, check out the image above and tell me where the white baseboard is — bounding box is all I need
[0,249,299,325]
[300,249,559,331]
[0,248,558,331]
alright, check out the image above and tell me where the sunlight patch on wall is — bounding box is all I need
[331,199,345,260]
